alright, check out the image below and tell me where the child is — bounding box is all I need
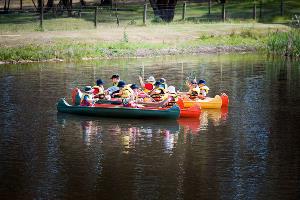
[187,80,200,100]
[149,81,167,102]
[198,79,209,99]
[81,86,95,106]
[166,86,178,107]
[110,74,120,86]
[159,78,168,89]
[93,79,105,99]
[139,75,155,94]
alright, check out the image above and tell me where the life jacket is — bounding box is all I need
[189,87,200,100]
[120,86,134,99]
[93,86,105,99]
[80,93,93,106]
[144,83,154,94]
[166,93,178,107]
[119,86,135,107]
[199,85,209,96]
[72,88,83,106]
[150,88,166,102]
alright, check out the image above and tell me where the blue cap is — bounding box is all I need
[198,79,206,85]
[96,79,104,86]
[130,84,139,89]
[117,80,126,88]
[159,78,166,83]
[84,86,93,93]
[154,81,161,86]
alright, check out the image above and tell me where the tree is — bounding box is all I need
[149,0,178,22]
[3,0,11,12]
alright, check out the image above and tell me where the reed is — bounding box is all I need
[266,29,300,58]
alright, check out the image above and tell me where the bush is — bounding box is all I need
[266,29,300,58]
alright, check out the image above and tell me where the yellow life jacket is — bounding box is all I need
[150,88,166,102]
[199,85,209,96]
[121,86,134,99]
[188,87,200,99]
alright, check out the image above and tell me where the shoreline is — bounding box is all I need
[0,45,257,65]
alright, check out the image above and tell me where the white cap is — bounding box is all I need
[146,76,155,82]
[167,86,176,94]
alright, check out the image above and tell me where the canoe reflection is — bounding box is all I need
[178,107,228,134]
[57,113,180,153]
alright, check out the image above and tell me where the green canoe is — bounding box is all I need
[57,98,180,119]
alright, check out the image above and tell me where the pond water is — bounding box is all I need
[0,54,300,200]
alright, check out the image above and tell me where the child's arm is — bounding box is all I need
[139,76,145,88]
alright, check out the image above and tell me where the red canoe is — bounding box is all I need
[177,98,201,118]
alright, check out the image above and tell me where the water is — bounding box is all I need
[0,54,300,200]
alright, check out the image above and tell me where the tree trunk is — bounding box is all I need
[80,0,86,6]
[149,0,178,22]
[38,0,42,11]
[46,0,54,9]
[100,0,112,6]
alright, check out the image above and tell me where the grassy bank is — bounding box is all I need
[0,29,295,63]
[0,31,266,63]
[0,20,292,64]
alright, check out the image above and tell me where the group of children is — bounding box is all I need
[186,79,210,100]
[79,74,209,107]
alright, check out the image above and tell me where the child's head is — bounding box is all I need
[117,80,126,88]
[159,78,166,84]
[167,86,176,94]
[191,80,198,88]
[154,81,161,88]
[96,79,105,87]
[198,79,206,87]
[130,84,139,93]
[111,74,120,83]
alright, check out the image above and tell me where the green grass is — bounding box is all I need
[0,40,168,62]
[266,29,300,57]
[1,25,298,62]
[0,30,269,62]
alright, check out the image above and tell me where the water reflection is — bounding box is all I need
[57,113,181,154]
[178,107,228,134]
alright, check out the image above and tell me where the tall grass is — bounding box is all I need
[267,29,300,58]
[0,41,168,62]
